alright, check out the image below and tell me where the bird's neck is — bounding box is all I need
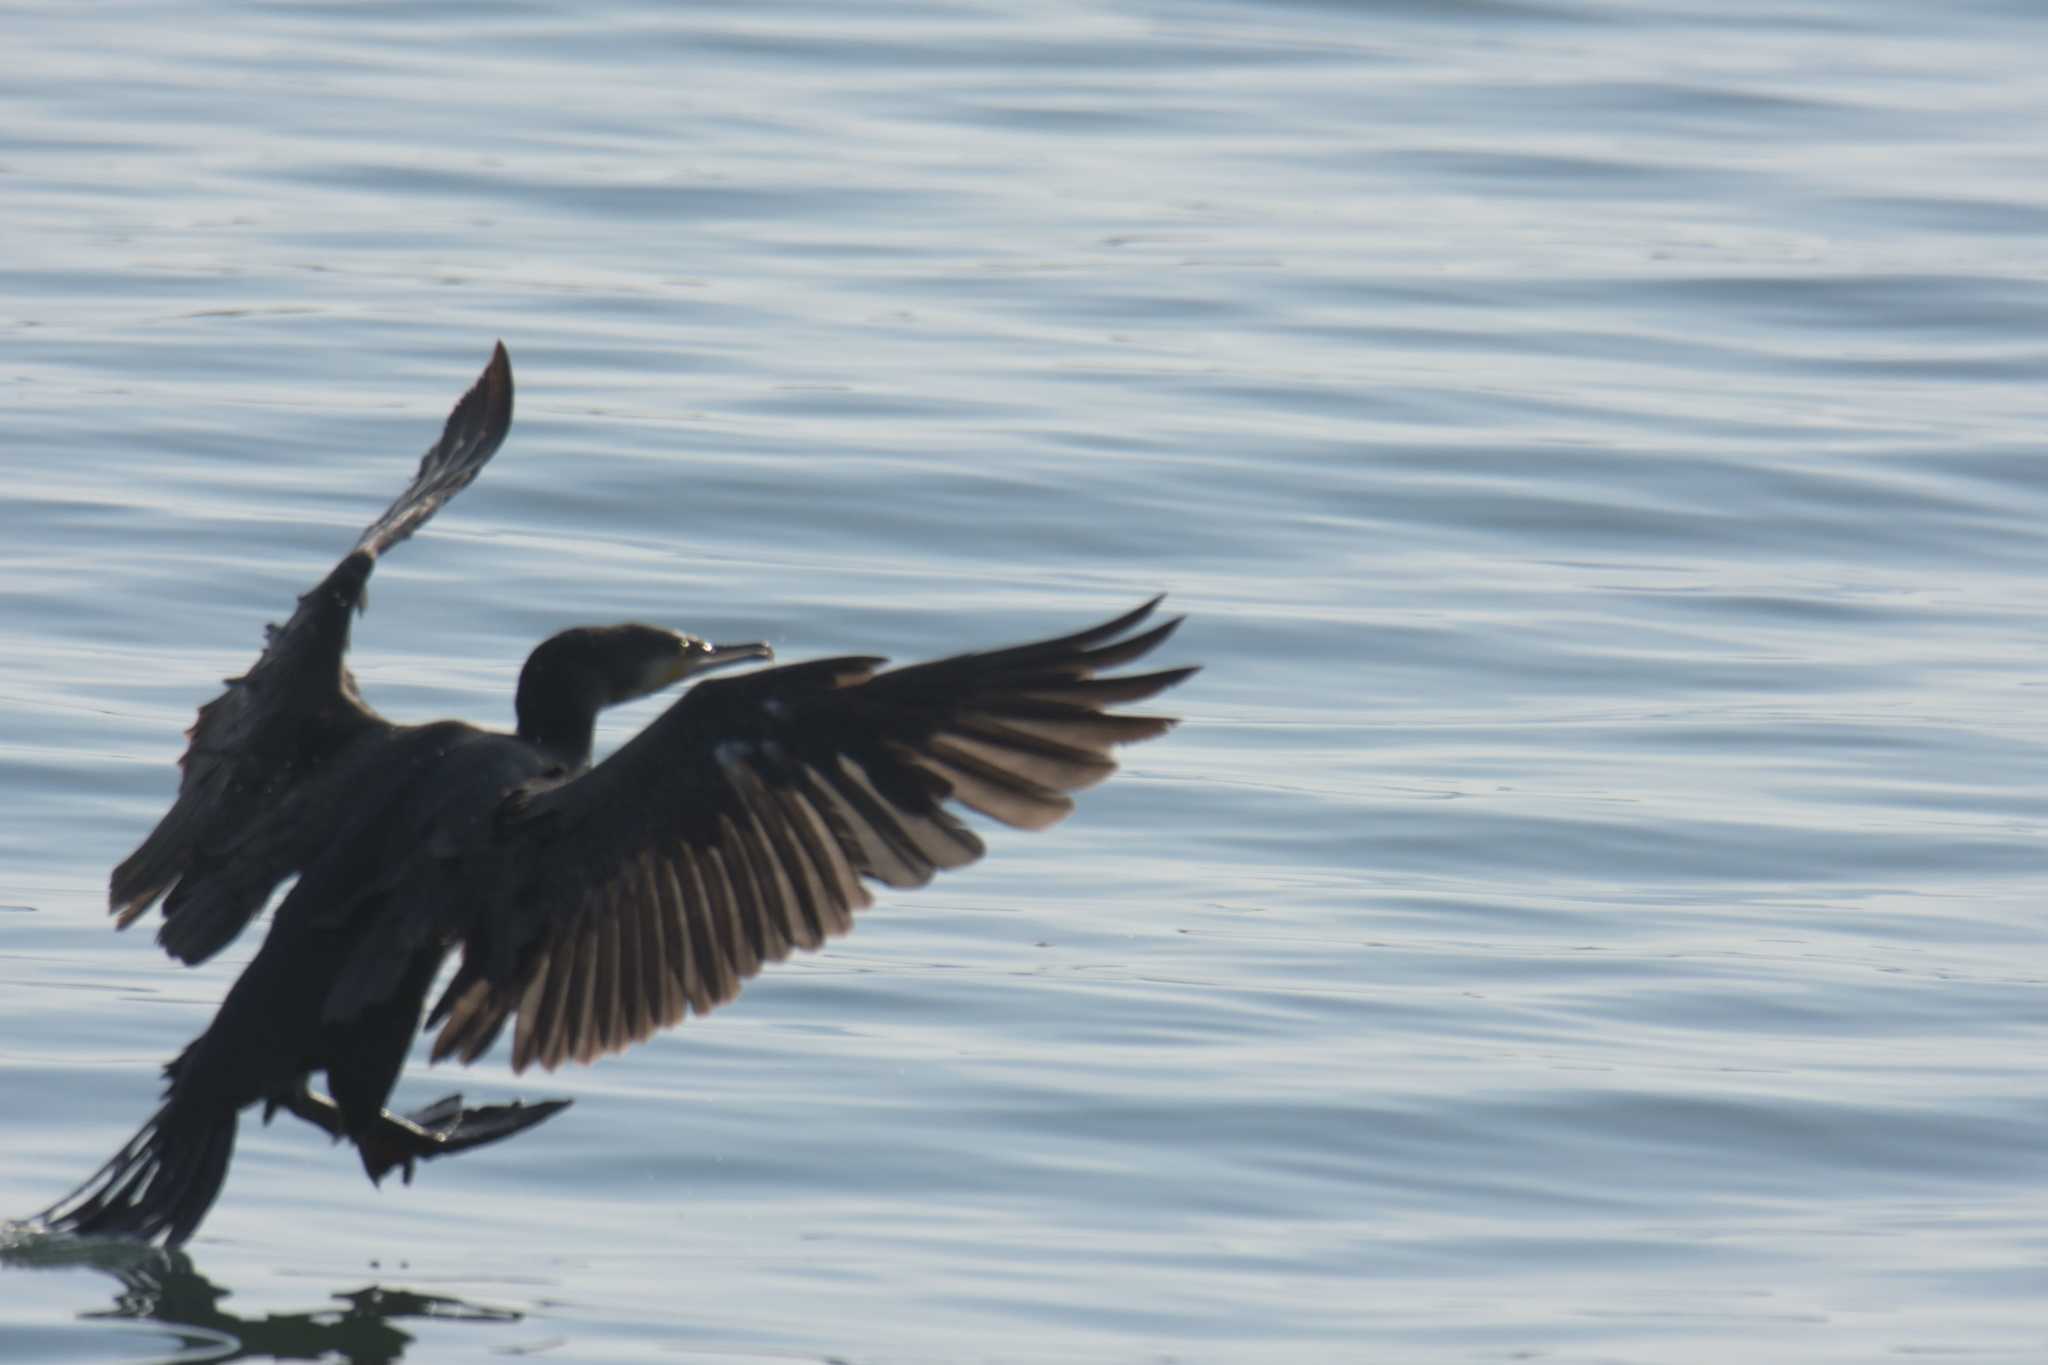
[514,672,603,772]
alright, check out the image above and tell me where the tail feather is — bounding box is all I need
[35,1102,236,1247]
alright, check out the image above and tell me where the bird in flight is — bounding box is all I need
[31,343,1194,1246]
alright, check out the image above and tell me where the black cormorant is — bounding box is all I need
[31,343,1193,1246]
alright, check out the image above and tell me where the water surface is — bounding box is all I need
[4,1,2048,1361]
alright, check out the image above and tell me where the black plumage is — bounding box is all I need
[33,343,1193,1245]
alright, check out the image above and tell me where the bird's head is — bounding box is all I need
[516,624,771,767]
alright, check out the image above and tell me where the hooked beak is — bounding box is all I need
[642,638,773,695]
[661,640,772,687]
[699,640,773,672]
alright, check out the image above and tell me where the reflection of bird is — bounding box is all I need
[32,344,1194,1246]
[1,1233,519,1365]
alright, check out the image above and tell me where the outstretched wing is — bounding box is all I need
[429,598,1195,1072]
[351,342,515,560]
[111,343,515,965]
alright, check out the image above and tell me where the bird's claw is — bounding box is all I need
[272,1082,570,1185]
[358,1095,573,1185]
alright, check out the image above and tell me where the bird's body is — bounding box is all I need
[167,720,543,1125]
[32,344,1193,1246]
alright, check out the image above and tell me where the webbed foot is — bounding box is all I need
[269,1083,571,1185]
[359,1094,572,1186]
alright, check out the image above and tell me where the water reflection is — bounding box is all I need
[2,1235,520,1364]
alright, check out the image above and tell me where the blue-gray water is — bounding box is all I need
[4,2,2047,1361]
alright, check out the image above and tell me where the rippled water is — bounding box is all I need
[4,1,2048,1361]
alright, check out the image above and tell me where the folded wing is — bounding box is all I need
[429,598,1195,1072]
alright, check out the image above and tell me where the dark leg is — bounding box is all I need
[271,1082,571,1184]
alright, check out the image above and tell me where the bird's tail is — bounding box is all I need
[33,1100,237,1247]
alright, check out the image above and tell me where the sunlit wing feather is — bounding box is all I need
[428,598,1195,1072]
[110,344,515,964]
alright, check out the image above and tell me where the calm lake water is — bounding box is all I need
[4,1,2048,1361]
